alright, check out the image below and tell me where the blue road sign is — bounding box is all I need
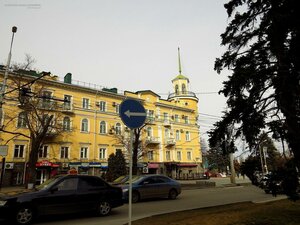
[119,99,146,129]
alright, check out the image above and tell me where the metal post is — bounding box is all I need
[128,129,133,225]
[0,26,17,127]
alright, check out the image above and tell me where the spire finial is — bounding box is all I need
[178,47,182,75]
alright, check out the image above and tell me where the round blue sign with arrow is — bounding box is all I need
[119,99,147,129]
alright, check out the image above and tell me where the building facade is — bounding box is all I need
[0,67,202,186]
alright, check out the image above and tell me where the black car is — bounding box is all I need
[0,174,123,225]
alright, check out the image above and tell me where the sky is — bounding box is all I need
[0,0,230,144]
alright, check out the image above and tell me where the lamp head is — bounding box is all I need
[12,26,17,33]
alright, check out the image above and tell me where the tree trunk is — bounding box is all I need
[25,138,40,187]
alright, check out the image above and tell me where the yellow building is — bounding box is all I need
[0,65,202,186]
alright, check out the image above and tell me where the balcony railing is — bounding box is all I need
[165,138,176,146]
[168,91,197,99]
[145,116,156,125]
[145,136,160,146]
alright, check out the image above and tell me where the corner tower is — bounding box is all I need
[168,48,198,104]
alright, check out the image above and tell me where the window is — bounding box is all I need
[60,146,69,159]
[56,178,78,191]
[63,117,71,131]
[182,84,186,94]
[165,128,170,138]
[99,148,106,159]
[82,98,89,109]
[185,131,190,141]
[64,95,72,110]
[175,85,179,95]
[99,101,106,112]
[147,110,155,120]
[14,145,25,158]
[39,146,48,158]
[166,151,171,161]
[187,151,192,161]
[147,127,152,137]
[17,112,27,128]
[42,91,52,108]
[177,151,182,161]
[100,121,106,134]
[81,118,89,132]
[78,176,106,190]
[176,130,180,141]
[80,147,88,159]
[184,116,189,124]
[163,112,168,122]
[147,151,153,160]
[115,123,121,135]
[175,114,179,122]
[115,104,120,114]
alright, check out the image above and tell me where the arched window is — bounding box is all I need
[63,117,71,131]
[115,123,121,135]
[182,84,186,94]
[100,121,106,134]
[185,131,190,141]
[17,112,27,128]
[81,118,89,132]
[175,84,179,95]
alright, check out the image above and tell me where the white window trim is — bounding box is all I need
[81,118,90,133]
[79,146,89,159]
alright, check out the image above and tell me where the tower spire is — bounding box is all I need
[178,47,182,75]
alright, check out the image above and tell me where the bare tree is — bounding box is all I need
[1,57,67,186]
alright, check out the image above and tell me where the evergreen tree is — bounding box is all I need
[106,149,127,182]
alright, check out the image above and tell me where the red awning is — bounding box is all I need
[148,163,159,169]
[36,160,59,168]
[177,164,198,167]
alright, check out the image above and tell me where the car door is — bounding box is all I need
[76,176,109,211]
[36,177,79,215]
[153,176,171,197]
[137,177,158,199]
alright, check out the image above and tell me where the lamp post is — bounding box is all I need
[0,26,17,127]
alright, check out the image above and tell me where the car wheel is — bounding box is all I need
[15,206,34,225]
[168,189,178,200]
[97,201,111,216]
[132,191,140,203]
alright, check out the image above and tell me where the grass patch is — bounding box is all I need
[132,200,300,225]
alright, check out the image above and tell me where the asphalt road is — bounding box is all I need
[29,185,285,225]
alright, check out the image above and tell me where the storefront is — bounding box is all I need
[35,160,59,185]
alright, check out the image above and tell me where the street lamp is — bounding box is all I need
[0,26,17,127]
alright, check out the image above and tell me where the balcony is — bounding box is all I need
[145,136,160,146]
[165,138,176,147]
[163,120,172,127]
[145,116,156,125]
[61,103,74,114]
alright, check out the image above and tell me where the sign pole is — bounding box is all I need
[119,99,146,225]
[128,129,133,225]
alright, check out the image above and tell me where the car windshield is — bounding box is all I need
[35,176,61,191]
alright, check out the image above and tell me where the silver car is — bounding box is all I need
[120,174,181,203]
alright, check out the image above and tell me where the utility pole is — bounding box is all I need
[0,26,17,127]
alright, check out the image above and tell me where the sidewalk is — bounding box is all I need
[179,176,252,189]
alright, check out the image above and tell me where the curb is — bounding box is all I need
[252,195,287,204]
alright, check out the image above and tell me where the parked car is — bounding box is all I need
[111,175,138,185]
[0,174,123,225]
[120,174,181,203]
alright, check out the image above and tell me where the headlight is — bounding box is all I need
[0,200,7,206]
[122,188,128,193]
